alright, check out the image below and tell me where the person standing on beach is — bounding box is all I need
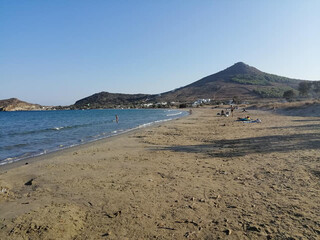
[115,115,119,124]
[230,105,235,117]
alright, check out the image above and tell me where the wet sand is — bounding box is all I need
[0,108,319,239]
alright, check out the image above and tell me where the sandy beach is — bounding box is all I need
[0,107,319,239]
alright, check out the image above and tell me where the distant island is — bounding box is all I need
[1,62,319,111]
[0,98,44,111]
[0,98,70,112]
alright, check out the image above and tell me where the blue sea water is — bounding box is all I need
[0,109,187,165]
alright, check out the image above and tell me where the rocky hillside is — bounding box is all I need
[75,62,306,108]
[74,92,151,109]
[0,98,43,111]
[155,62,303,102]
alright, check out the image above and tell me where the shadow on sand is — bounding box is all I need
[269,124,320,130]
[156,133,320,158]
[292,119,320,122]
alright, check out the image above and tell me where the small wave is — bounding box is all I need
[166,112,182,116]
[6,122,93,137]
[0,143,29,151]
[51,122,93,131]
[137,118,172,129]
[52,127,64,131]
[0,151,45,166]
[0,157,14,165]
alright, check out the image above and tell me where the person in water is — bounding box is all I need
[115,115,119,124]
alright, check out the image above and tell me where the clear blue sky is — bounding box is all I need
[1,0,319,105]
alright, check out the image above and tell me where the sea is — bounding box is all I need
[0,109,187,166]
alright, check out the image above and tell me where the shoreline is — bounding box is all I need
[0,108,319,239]
[0,110,189,172]
[0,113,188,172]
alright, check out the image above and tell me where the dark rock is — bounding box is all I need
[227,205,237,209]
[104,210,121,218]
[246,225,261,232]
[24,179,34,186]
[101,232,110,237]
[223,229,232,235]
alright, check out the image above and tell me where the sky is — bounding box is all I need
[1,0,320,106]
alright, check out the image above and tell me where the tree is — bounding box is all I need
[312,81,320,94]
[298,82,312,96]
[232,96,241,104]
[283,90,295,101]
[179,103,187,108]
